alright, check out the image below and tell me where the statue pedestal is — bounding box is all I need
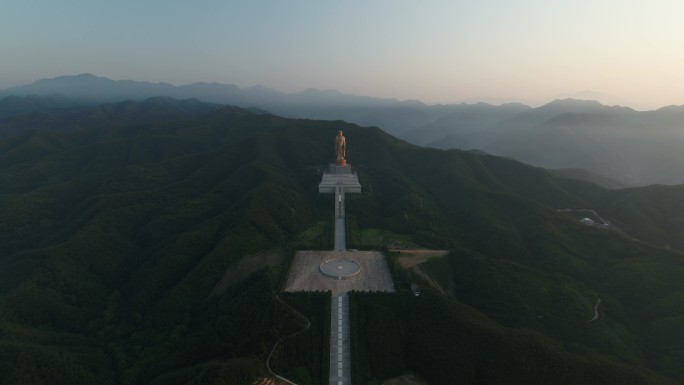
[329,163,351,174]
[319,163,361,193]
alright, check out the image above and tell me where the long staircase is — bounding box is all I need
[329,293,351,385]
[334,184,346,251]
[330,182,352,384]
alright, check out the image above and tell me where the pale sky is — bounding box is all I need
[1,0,683,109]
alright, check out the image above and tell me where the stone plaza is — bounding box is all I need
[283,250,395,295]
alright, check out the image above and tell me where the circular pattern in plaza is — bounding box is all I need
[319,259,361,279]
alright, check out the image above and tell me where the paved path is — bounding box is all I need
[284,251,395,295]
[334,184,346,251]
[330,293,351,385]
[271,172,363,385]
[331,185,351,385]
[266,295,311,385]
[588,297,602,322]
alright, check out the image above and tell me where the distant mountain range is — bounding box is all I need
[407,99,684,186]
[3,74,684,186]
[0,73,447,135]
[0,73,541,138]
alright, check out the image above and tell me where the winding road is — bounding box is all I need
[587,297,602,322]
[266,294,312,385]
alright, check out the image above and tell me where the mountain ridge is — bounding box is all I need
[5,76,684,187]
[406,99,684,186]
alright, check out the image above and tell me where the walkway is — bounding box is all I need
[331,184,351,385]
[330,293,351,385]
[588,297,602,322]
[334,184,346,251]
[271,164,361,385]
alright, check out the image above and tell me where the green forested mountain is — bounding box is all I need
[0,96,223,138]
[0,99,682,384]
[0,94,81,120]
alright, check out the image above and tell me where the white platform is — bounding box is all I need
[319,164,362,194]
